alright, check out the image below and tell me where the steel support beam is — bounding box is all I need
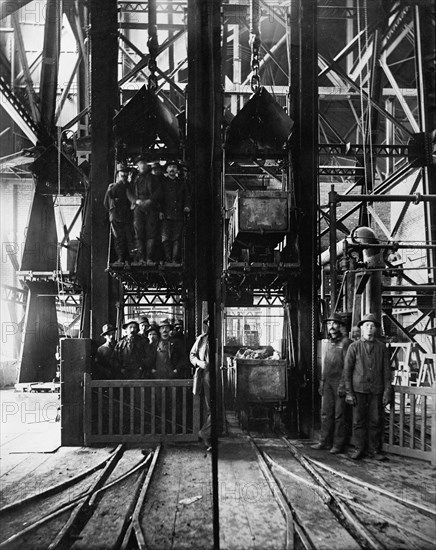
[413,4,436,276]
[0,0,34,19]
[290,0,318,438]
[187,1,222,545]
[0,75,38,144]
[10,11,39,122]
[65,1,89,137]
[17,191,59,382]
[89,0,119,338]
[39,0,60,136]
[18,281,58,383]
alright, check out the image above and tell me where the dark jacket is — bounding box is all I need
[344,338,391,395]
[127,172,163,212]
[113,335,152,379]
[152,337,186,378]
[94,341,116,379]
[104,180,131,222]
[160,176,190,220]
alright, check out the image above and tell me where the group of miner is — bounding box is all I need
[94,315,188,381]
[94,314,211,449]
[312,312,392,461]
[104,158,191,266]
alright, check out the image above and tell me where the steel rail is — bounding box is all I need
[308,456,436,518]
[279,437,385,550]
[0,446,152,549]
[264,451,435,548]
[249,437,294,550]
[47,444,125,550]
[0,446,123,515]
[120,444,162,550]
[0,450,153,550]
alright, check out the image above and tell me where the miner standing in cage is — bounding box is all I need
[104,165,135,266]
[127,158,163,265]
[159,160,191,264]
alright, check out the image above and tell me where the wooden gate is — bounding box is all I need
[383,383,436,466]
[83,374,201,444]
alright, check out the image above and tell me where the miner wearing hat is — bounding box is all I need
[137,315,150,339]
[150,161,162,177]
[127,157,163,265]
[113,318,151,379]
[343,313,393,460]
[159,160,191,264]
[94,323,117,379]
[151,318,185,379]
[311,312,352,454]
[104,165,134,266]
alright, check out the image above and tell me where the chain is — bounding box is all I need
[249,0,261,92]
[147,0,158,91]
[249,33,261,92]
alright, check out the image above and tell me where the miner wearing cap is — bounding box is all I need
[113,318,151,379]
[311,313,352,454]
[344,313,392,460]
[104,165,134,266]
[127,157,163,265]
[94,323,117,379]
[159,161,191,264]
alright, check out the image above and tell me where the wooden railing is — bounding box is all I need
[383,383,436,466]
[83,374,200,444]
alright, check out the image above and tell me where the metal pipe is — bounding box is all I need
[336,193,436,202]
[383,285,436,292]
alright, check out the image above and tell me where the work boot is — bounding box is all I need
[367,449,387,461]
[310,442,328,450]
[329,446,343,454]
[349,449,364,460]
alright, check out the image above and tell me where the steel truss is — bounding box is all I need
[1,1,434,363]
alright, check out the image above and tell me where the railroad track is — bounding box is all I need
[0,445,161,550]
[248,432,436,550]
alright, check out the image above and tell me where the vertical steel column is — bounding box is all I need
[18,192,59,382]
[293,0,318,437]
[39,0,60,136]
[89,0,119,338]
[187,1,222,546]
[413,5,436,273]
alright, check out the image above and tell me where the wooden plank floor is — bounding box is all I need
[140,445,214,550]
[218,438,287,550]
